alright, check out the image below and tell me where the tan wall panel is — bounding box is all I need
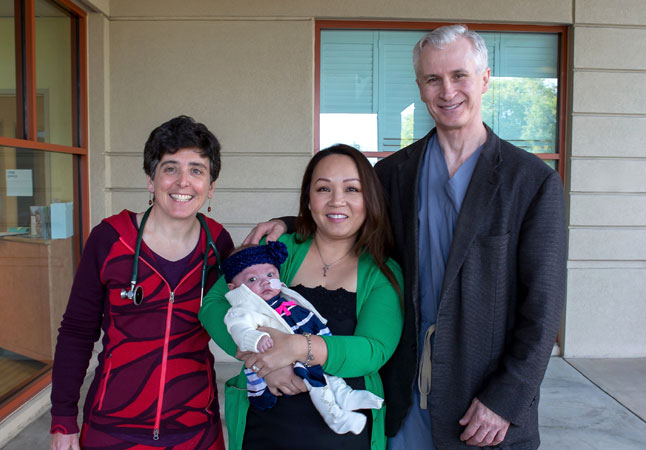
[574,26,646,70]
[575,0,646,26]
[572,72,646,114]
[564,268,646,357]
[217,154,310,189]
[109,0,572,24]
[84,0,110,16]
[568,228,646,260]
[210,191,299,225]
[107,190,148,214]
[570,159,646,193]
[225,226,263,248]
[570,194,646,226]
[108,20,313,155]
[210,190,300,247]
[107,154,146,189]
[568,3,646,358]
[571,116,646,158]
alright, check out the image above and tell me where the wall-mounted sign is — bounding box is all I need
[6,169,33,197]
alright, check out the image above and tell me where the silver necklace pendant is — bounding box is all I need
[314,237,351,278]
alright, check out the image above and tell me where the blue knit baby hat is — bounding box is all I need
[222,241,288,283]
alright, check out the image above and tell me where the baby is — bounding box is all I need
[222,241,383,435]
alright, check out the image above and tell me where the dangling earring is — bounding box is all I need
[148,193,154,206]
[207,198,212,213]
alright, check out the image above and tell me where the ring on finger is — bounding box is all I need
[252,364,260,372]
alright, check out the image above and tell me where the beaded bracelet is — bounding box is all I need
[303,333,315,367]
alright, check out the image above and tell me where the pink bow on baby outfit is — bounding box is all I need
[275,300,297,316]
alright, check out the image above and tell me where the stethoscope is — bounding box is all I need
[120,206,222,306]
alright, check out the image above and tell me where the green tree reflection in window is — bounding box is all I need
[482,77,557,154]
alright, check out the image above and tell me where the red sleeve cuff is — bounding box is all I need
[50,415,79,435]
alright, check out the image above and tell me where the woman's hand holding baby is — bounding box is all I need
[237,326,329,379]
[237,327,300,378]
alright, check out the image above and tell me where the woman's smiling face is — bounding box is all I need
[147,147,215,221]
[308,154,366,242]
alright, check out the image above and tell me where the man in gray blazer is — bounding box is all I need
[377,25,566,449]
[245,24,566,450]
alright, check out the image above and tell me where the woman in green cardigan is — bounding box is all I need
[200,144,403,450]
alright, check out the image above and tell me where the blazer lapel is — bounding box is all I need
[393,131,432,315]
[396,134,430,234]
[440,129,502,300]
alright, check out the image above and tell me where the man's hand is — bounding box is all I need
[51,432,80,450]
[263,365,308,396]
[459,397,510,447]
[242,219,287,245]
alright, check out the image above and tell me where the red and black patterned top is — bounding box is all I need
[50,210,233,445]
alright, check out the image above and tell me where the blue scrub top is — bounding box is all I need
[389,133,482,450]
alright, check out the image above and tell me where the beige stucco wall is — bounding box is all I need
[80,0,646,358]
[105,18,313,244]
[95,0,574,241]
[107,0,572,24]
[563,1,646,357]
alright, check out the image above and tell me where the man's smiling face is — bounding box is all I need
[416,37,490,134]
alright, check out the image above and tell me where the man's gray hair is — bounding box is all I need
[413,24,489,79]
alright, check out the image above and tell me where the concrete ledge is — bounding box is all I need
[0,385,51,449]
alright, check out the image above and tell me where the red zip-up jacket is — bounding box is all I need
[50,210,233,444]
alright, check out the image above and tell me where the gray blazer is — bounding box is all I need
[376,126,567,449]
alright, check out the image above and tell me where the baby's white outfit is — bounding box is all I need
[224,283,383,434]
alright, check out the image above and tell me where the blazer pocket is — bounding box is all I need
[475,232,512,299]
[475,232,511,249]
[478,233,513,364]
[466,232,511,278]
[462,233,512,365]
[462,232,510,308]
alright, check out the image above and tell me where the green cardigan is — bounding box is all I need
[199,233,404,450]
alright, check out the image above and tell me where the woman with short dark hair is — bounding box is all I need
[50,116,234,450]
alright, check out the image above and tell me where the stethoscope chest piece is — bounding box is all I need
[121,283,144,305]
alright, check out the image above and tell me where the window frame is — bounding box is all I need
[0,0,88,421]
[315,21,568,180]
